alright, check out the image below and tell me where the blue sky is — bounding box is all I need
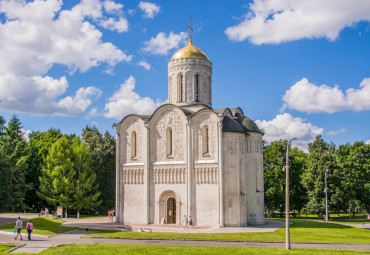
[0,0,369,150]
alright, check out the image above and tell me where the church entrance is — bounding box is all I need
[166,197,176,224]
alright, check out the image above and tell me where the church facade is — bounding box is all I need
[114,38,265,227]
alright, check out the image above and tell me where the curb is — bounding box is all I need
[83,236,370,246]
[4,244,26,253]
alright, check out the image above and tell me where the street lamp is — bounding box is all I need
[325,169,329,223]
[285,137,296,250]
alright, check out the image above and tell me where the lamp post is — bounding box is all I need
[285,137,296,250]
[325,169,329,223]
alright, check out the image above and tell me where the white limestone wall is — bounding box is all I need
[193,163,219,226]
[222,132,245,227]
[168,58,212,107]
[149,106,187,162]
[119,116,145,163]
[245,132,265,225]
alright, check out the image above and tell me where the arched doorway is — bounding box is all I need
[167,197,176,224]
[159,190,181,225]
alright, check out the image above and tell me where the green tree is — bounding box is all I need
[0,115,30,211]
[25,129,62,211]
[81,126,115,214]
[0,115,9,211]
[337,142,370,218]
[38,136,76,217]
[303,135,338,216]
[264,140,308,216]
[72,137,101,217]
[38,136,101,217]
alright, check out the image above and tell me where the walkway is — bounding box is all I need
[1,214,369,253]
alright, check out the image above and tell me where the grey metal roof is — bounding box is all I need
[222,115,245,133]
[234,112,261,133]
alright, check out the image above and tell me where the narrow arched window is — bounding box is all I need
[202,125,209,155]
[195,74,199,102]
[178,74,183,102]
[131,131,137,158]
[166,127,173,156]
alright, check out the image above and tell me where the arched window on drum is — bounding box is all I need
[131,131,137,159]
[202,125,209,156]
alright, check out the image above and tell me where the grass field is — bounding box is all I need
[0,217,78,236]
[0,244,16,253]
[87,219,370,244]
[0,244,368,255]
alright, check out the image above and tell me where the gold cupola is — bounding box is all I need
[171,41,209,61]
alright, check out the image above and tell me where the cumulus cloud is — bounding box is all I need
[104,76,165,119]
[21,128,31,142]
[327,128,346,136]
[103,0,123,14]
[225,0,370,45]
[256,113,323,151]
[138,61,151,70]
[99,17,128,33]
[86,107,101,119]
[142,31,187,55]
[366,140,370,145]
[0,0,131,116]
[281,78,370,114]
[138,1,160,19]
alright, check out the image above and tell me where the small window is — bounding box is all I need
[202,125,209,156]
[166,127,173,156]
[178,74,183,102]
[131,131,137,159]
[195,74,199,102]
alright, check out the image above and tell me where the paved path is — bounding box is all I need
[1,214,370,253]
[1,230,370,253]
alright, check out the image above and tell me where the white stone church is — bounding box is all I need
[114,35,265,227]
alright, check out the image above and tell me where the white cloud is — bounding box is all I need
[327,128,346,136]
[225,0,370,45]
[104,76,165,119]
[256,113,323,151]
[99,17,128,33]
[138,1,160,19]
[142,31,187,55]
[86,107,101,119]
[366,140,370,145]
[138,61,151,70]
[21,128,31,142]
[103,0,123,14]
[0,0,131,116]
[282,78,370,114]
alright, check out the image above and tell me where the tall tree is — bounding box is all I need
[0,115,30,211]
[25,129,62,211]
[82,126,115,214]
[303,135,338,216]
[38,136,101,217]
[337,142,370,218]
[38,136,76,217]
[72,137,101,217]
[264,140,308,215]
[0,116,9,211]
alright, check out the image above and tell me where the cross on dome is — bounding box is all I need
[187,14,194,44]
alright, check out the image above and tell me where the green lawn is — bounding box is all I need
[0,244,17,253]
[0,217,79,236]
[87,219,370,244]
[3,244,366,255]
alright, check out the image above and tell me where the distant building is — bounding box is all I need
[114,34,264,227]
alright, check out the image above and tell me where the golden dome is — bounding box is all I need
[171,42,209,61]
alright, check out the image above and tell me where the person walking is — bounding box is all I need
[14,217,23,240]
[111,209,115,222]
[183,215,188,229]
[26,219,33,240]
[188,216,193,228]
[108,210,111,222]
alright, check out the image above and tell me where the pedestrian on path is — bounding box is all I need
[108,210,111,222]
[188,216,193,228]
[26,219,33,240]
[111,209,115,222]
[183,215,188,229]
[14,217,23,240]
